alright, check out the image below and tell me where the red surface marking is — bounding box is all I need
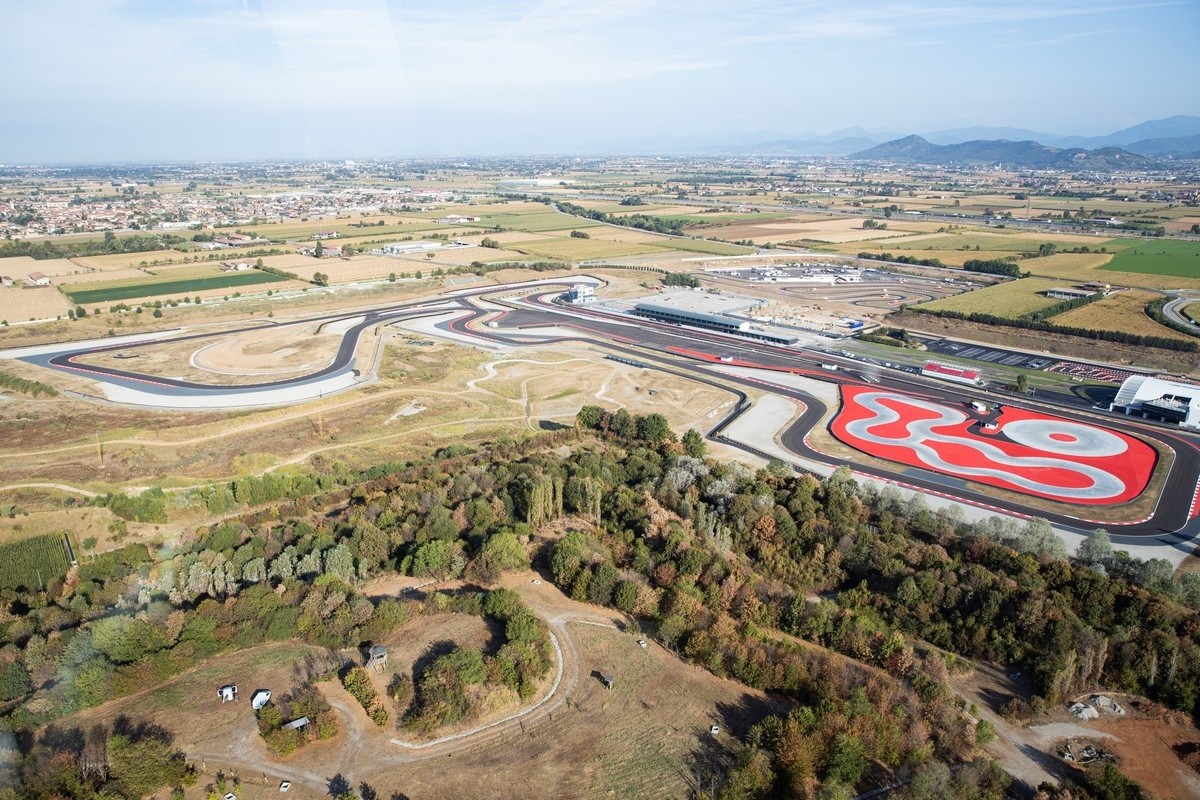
[830,385,1156,506]
[1049,432,1076,442]
[665,346,862,384]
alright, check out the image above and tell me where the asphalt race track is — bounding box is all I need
[7,276,1200,542]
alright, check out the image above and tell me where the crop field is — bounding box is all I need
[494,237,634,261]
[1050,290,1195,341]
[1184,302,1200,323]
[61,269,290,304]
[1100,239,1200,277]
[0,285,72,321]
[0,532,71,590]
[0,255,91,279]
[917,277,1067,318]
[645,237,752,255]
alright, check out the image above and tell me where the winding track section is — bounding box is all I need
[6,276,1200,541]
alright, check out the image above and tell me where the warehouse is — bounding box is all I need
[632,301,798,345]
[1110,375,1200,429]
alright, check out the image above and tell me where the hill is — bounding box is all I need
[850,135,1154,169]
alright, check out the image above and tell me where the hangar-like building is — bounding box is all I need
[1110,375,1200,429]
[632,301,799,346]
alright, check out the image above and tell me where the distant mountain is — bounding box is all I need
[922,126,1061,146]
[1052,115,1200,149]
[1122,133,1200,158]
[850,136,1154,169]
[605,117,1200,157]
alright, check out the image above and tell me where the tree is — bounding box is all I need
[473,531,528,584]
[569,229,590,239]
[313,272,329,287]
[682,429,706,458]
[107,732,190,799]
[315,240,324,258]
[1076,529,1113,567]
[1016,373,1029,393]
[576,405,605,430]
[636,413,672,443]
[480,237,500,249]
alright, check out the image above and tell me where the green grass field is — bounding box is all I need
[62,270,290,304]
[1182,302,1200,324]
[1099,239,1200,277]
[473,212,601,233]
[646,237,754,255]
[0,532,72,590]
[917,277,1067,318]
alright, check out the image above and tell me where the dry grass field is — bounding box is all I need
[503,237,661,261]
[0,286,72,321]
[0,255,92,278]
[918,277,1068,318]
[1051,290,1195,341]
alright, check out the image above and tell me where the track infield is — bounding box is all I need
[830,386,1156,506]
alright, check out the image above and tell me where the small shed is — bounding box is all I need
[601,673,615,690]
[251,689,272,710]
[217,684,238,703]
[283,716,310,731]
[366,644,388,670]
[27,272,51,287]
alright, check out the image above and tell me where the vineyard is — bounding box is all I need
[0,532,72,590]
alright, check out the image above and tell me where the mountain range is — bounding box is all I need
[617,116,1200,159]
[848,136,1157,170]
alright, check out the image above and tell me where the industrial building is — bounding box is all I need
[632,301,798,345]
[1110,375,1200,429]
[1045,287,1098,301]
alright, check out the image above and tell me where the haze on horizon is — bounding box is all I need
[3,0,1197,163]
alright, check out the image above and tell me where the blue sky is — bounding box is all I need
[2,0,1197,161]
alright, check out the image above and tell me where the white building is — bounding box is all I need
[1110,375,1200,429]
[382,241,443,255]
[565,284,594,304]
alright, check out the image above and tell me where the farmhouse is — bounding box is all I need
[1044,287,1097,301]
[1111,375,1200,429]
[436,214,480,224]
[297,245,343,258]
[0,276,12,287]
[311,231,340,240]
[213,234,254,247]
[221,258,256,271]
[27,272,51,287]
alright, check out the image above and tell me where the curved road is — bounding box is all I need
[8,276,1200,540]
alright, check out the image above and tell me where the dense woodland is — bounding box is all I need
[0,411,1190,798]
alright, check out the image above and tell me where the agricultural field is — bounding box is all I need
[1100,239,1200,278]
[60,268,292,304]
[0,255,92,279]
[1183,302,1200,323]
[646,237,752,255]
[1050,290,1195,342]
[487,237,650,261]
[0,532,72,590]
[917,277,1068,318]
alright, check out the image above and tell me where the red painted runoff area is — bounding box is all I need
[831,386,1156,505]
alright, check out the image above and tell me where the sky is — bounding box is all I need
[2,0,1197,161]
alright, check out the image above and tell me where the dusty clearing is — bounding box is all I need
[0,286,72,321]
[953,662,1200,799]
[50,573,782,800]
